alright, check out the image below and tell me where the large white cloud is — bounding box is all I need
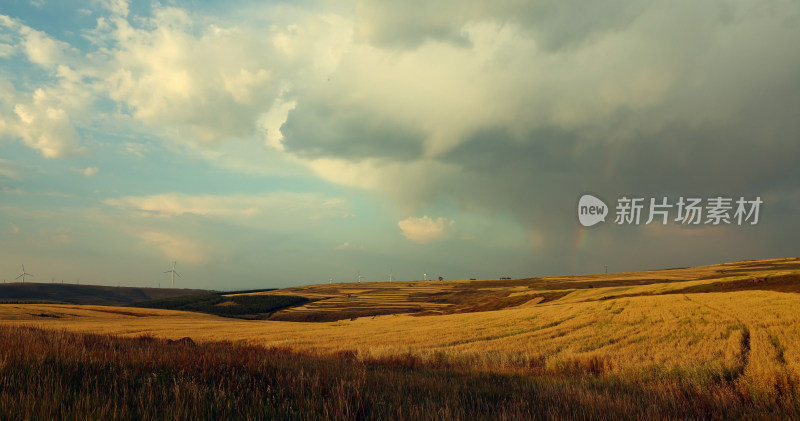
[95,6,352,147]
[0,15,77,68]
[0,16,91,159]
[11,100,87,159]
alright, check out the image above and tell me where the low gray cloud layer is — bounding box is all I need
[281,103,426,161]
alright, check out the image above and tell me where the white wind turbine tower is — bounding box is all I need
[164,261,181,288]
[15,264,33,283]
[356,271,363,283]
[388,270,393,283]
[423,273,428,281]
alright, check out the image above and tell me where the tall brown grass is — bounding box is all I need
[4,257,800,419]
[0,325,798,420]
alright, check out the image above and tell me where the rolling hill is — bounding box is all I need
[3,256,800,418]
[241,256,800,321]
[0,282,213,306]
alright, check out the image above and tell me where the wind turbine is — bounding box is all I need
[164,261,181,288]
[356,271,363,283]
[423,273,428,281]
[15,265,33,283]
[388,270,393,283]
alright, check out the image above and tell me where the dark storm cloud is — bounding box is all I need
[96,0,800,276]
[353,0,473,49]
[435,81,800,273]
[353,0,646,51]
[281,0,800,277]
[280,103,425,161]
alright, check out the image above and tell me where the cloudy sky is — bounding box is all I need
[1,0,798,289]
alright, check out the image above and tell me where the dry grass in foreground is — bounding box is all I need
[6,289,800,394]
[4,256,800,418]
[1,325,797,420]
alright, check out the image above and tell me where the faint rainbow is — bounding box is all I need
[568,226,588,271]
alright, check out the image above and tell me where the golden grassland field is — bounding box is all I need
[3,257,800,419]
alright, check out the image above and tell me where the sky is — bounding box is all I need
[0,0,798,290]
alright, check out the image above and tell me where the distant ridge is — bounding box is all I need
[0,282,213,306]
